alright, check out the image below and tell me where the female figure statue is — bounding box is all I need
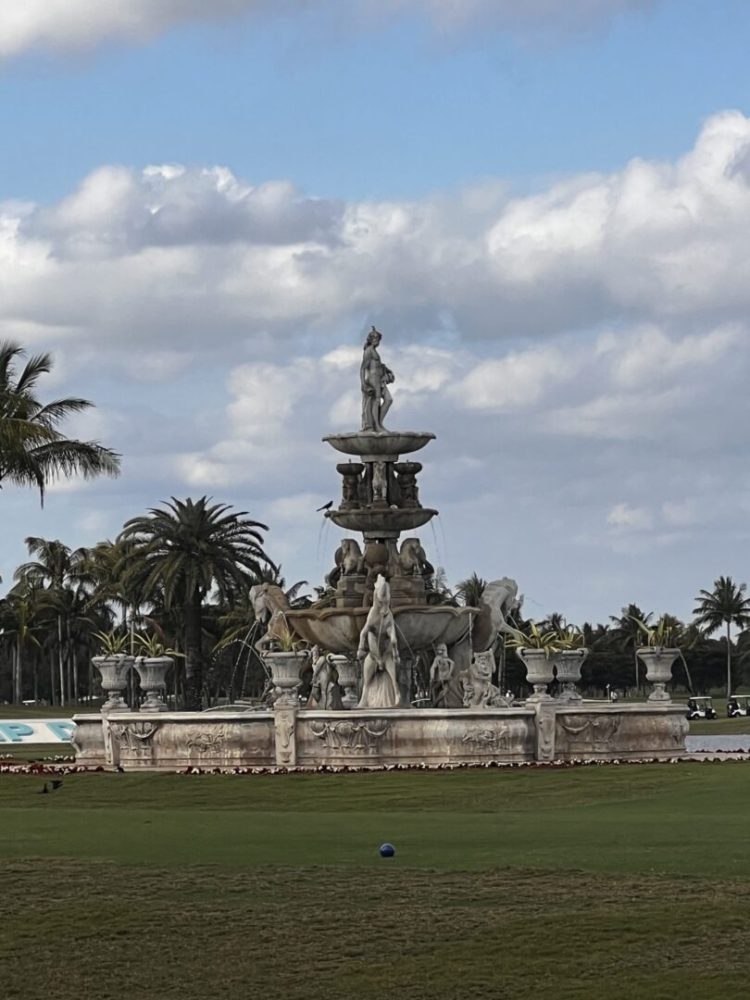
[360,326,394,432]
[357,574,401,708]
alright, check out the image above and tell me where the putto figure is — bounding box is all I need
[360,326,395,432]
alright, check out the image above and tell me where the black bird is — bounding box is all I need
[316,501,334,512]
[51,779,63,791]
[39,782,49,794]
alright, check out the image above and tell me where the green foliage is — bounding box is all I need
[118,497,274,708]
[505,621,563,656]
[133,632,184,658]
[91,630,130,656]
[0,340,120,504]
[454,572,487,608]
[631,613,683,648]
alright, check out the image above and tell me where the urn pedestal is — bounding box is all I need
[637,647,679,702]
[92,655,135,712]
[134,656,171,712]
[554,648,588,702]
[517,648,555,702]
[265,651,308,707]
[331,654,359,709]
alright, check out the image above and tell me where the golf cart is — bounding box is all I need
[727,694,750,718]
[686,696,717,721]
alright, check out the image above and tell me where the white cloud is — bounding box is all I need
[606,503,653,530]
[0,0,658,59]
[4,111,750,365]
[6,111,750,626]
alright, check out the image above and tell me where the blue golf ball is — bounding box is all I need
[379,842,396,858]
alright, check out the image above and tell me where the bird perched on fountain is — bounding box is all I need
[316,500,334,512]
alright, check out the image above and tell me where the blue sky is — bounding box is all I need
[2,0,750,625]
[3,0,750,203]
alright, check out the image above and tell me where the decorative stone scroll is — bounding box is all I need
[308,719,389,753]
[110,721,159,751]
[460,727,510,753]
[558,714,621,753]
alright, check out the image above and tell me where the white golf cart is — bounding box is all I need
[727,694,750,718]
[686,696,717,721]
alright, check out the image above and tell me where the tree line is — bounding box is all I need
[2,336,749,709]
[455,574,750,700]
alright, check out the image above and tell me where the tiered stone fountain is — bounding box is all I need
[71,328,689,770]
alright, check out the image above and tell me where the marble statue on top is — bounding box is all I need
[360,326,395,433]
[357,574,401,708]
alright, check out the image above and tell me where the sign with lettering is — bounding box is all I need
[0,720,76,744]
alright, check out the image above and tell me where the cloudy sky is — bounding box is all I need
[2,0,750,625]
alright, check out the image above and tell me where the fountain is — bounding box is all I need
[71,327,689,770]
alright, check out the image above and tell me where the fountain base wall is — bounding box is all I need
[71,702,688,771]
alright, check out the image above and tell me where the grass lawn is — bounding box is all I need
[2,764,750,999]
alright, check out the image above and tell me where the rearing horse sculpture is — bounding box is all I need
[248,582,294,653]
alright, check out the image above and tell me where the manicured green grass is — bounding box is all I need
[0,701,101,718]
[2,764,750,999]
[689,715,750,735]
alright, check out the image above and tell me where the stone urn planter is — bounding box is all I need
[92,655,135,712]
[636,647,679,702]
[554,648,588,702]
[331,654,359,709]
[516,648,555,702]
[265,650,309,706]
[133,656,171,712]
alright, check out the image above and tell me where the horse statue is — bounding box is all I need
[447,576,522,674]
[248,582,294,653]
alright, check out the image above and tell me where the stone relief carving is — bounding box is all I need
[110,721,159,751]
[308,719,390,753]
[558,714,621,752]
[461,727,510,752]
[185,726,228,755]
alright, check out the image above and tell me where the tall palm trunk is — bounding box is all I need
[726,619,732,700]
[57,614,65,707]
[183,593,203,710]
[13,642,21,704]
[49,650,56,705]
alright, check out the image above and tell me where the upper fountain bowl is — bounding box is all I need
[323,430,435,462]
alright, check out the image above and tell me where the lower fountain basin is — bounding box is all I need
[286,604,478,657]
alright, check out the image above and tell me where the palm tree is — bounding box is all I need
[118,497,275,709]
[455,573,488,608]
[15,537,89,705]
[693,576,750,699]
[0,583,43,703]
[0,341,120,504]
[609,603,653,691]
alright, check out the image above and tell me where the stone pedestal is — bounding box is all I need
[554,649,588,702]
[331,655,359,709]
[274,706,297,766]
[93,655,134,713]
[134,656,171,712]
[335,574,368,608]
[518,649,554,702]
[637,647,679,702]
